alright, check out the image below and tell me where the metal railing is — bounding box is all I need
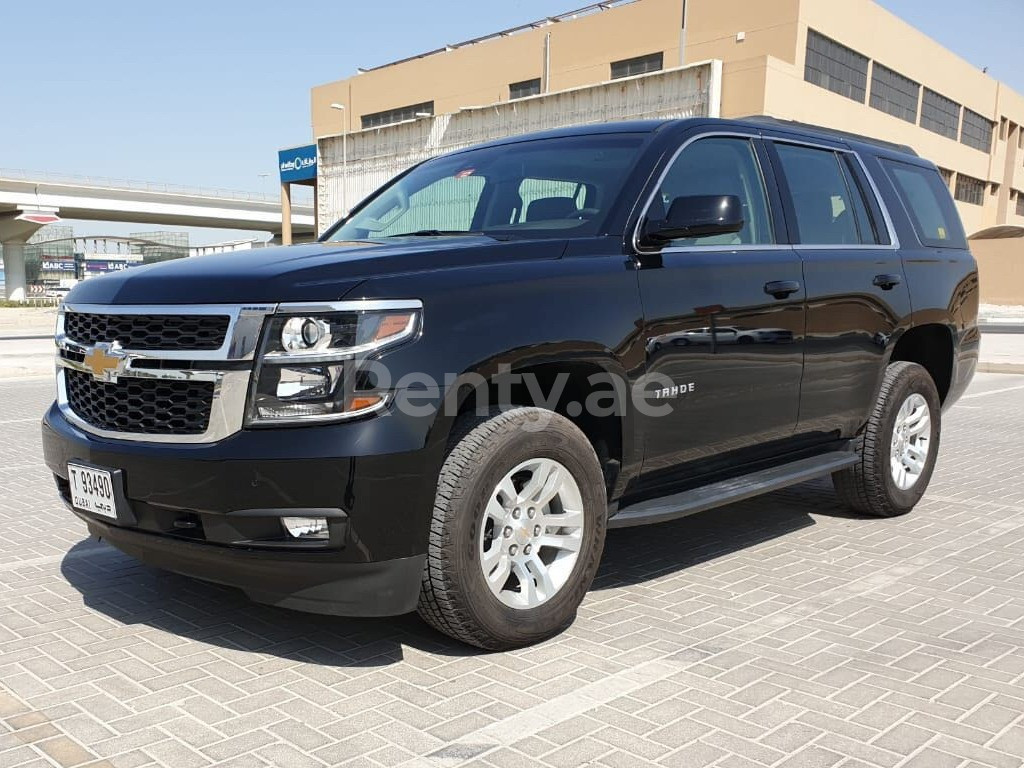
[0,167,314,205]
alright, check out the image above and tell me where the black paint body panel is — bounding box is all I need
[41,117,979,617]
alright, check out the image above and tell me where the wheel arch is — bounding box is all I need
[888,323,955,404]
[428,351,639,502]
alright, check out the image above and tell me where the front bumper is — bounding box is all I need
[42,403,445,617]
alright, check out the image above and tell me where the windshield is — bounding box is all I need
[325,133,646,241]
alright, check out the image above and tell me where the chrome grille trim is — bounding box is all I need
[58,303,276,362]
[55,303,277,444]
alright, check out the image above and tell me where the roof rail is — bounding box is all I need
[742,116,918,156]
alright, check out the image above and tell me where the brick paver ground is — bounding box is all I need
[1,373,1023,768]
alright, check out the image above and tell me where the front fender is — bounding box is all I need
[346,250,646,475]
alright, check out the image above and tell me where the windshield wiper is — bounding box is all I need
[381,230,517,241]
[383,230,482,238]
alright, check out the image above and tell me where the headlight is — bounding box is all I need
[246,301,421,425]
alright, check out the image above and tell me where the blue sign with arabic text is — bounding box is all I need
[279,144,317,183]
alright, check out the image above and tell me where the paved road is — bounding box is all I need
[1,375,1023,768]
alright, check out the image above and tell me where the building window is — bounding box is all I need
[1017,191,1024,217]
[804,30,868,103]
[961,108,994,153]
[509,78,541,100]
[937,168,953,188]
[920,89,960,140]
[869,63,919,123]
[361,101,434,130]
[954,174,985,205]
[610,52,663,80]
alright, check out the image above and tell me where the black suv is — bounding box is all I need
[42,118,979,649]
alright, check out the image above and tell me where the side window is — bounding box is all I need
[881,160,968,249]
[378,175,486,236]
[774,143,882,245]
[653,137,774,246]
[514,179,587,224]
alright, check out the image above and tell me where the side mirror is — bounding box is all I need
[641,194,744,246]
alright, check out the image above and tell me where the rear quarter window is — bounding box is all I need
[881,159,968,249]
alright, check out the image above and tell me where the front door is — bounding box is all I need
[636,135,805,482]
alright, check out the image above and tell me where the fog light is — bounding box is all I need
[281,516,329,540]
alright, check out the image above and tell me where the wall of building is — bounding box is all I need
[311,0,686,139]
[678,0,1024,237]
[971,237,1024,306]
[308,0,1024,244]
[683,0,801,67]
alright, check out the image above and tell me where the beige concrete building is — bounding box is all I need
[310,0,1024,239]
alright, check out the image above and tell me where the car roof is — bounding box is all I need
[444,117,923,165]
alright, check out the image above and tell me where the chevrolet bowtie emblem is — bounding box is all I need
[83,342,128,383]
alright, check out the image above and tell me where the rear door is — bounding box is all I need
[766,139,912,438]
[636,133,806,481]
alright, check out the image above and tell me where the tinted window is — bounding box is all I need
[774,143,881,245]
[516,179,587,223]
[328,134,645,241]
[882,160,968,249]
[652,137,774,247]
[377,176,486,236]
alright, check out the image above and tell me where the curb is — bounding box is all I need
[977,362,1024,375]
[979,324,1024,334]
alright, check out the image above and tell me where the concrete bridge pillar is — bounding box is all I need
[0,209,60,301]
[1,240,27,301]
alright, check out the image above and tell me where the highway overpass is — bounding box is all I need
[1,170,316,299]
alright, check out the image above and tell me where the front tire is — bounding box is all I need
[417,407,607,650]
[833,361,941,517]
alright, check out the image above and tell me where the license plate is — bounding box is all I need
[67,463,118,519]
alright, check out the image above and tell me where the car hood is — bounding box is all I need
[64,237,567,305]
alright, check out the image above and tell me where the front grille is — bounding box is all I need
[64,311,229,351]
[64,369,215,435]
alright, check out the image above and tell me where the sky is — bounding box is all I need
[0,0,1021,244]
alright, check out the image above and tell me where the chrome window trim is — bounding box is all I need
[632,131,775,257]
[631,130,902,255]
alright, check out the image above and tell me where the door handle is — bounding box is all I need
[873,274,903,290]
[764,280,801,299]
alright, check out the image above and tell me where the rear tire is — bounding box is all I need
[833,361,941,517]
[417,407,607,650]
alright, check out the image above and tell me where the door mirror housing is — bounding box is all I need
[641,194,745,246]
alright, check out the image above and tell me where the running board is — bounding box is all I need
[608,451,858,529]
